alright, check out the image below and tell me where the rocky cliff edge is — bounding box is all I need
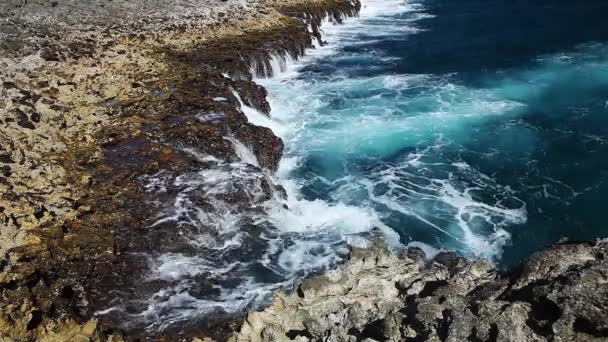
[233,241,608,342]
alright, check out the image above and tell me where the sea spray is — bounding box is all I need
[96,0,608,334]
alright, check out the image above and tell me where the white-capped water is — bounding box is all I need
[102,1,420,332]
[95,0,592,333]
[254,0,527,262]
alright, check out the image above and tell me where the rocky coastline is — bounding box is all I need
[1,0,359,340]
[1,0,608,341]
[233,240,608,342]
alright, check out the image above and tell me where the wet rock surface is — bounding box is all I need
[0,0,360,340]
[232,241,608,342]
[2,0,608,341]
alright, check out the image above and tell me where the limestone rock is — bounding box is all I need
[232,241,608,342]
[0,0,363,340]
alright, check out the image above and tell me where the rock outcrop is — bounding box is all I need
[0,0,361,340]
[232,241,608,342]
[3,0,608,341]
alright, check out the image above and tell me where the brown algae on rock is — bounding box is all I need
[0,0,362,340]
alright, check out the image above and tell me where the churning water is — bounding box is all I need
[259,0,608,266]
[98,0,608,333]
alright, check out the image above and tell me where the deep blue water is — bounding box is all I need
[111,0,608,331]
[262,0,608,268]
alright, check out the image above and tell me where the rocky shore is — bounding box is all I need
[2,0,608,341]
[1,0,359,340]
[234,240,608,342]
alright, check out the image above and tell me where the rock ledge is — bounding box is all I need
[233,241,608,342]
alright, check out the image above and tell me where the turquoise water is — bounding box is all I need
[105,0,608,332]
[260,0,608,268]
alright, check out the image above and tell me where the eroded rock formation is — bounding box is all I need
[2,0,608,341]
[0,0,360,340]
[233,241,608,342]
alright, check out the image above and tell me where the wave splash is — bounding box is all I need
[258,0,526,261]
[96,0,413,332]
[98,0,608,332]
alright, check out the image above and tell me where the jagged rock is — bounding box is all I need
[0,0,362,340]
[232,80,272,115]
[9,1,605,342]
[231,241,608,342]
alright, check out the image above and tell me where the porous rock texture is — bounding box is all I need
[233,241,608,342]
[0,0,360,340]
[3,0,608,341]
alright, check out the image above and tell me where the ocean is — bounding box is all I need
[117,0,608,332]
[259,0,608,269]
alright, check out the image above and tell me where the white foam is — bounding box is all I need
[406,241,443,259]
[98,0,442,332]
[231,89,288,136]
[141,171,171,193]
[251,0,424,82]
[197,112,225,122]
[353,149,527,259]
[224,136,260,167]
[382,74,430,89]
[151,254,237,281]
[139,280,276,333]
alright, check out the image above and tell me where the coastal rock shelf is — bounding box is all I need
[0,0,360,340]
[1,0,608,341]
[235,241,608,342]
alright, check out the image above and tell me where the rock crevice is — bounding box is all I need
[232,241,608,342]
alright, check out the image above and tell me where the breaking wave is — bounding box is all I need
[97,0,608,333]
